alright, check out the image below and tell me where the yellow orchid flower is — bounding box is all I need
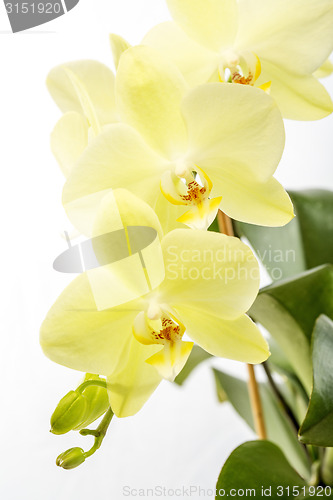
[62,45,293,234]
[40,190,269,417]
[142,0,333,120]
[47,58,185,233]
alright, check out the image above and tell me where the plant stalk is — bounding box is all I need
[217,210,267,439]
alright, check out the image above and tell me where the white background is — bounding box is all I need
[0,1,332,499]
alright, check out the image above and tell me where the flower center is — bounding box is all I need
[160,164,222,230]
[218,50,261,86]
[133,307,185,347]
[160,163,212,207]
[132,306,193,381]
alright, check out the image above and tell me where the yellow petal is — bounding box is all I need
[64,68,101,136]
[258,60,333,120]
[218,174,294,227]
[142,21,219,87]
[116,45,188,158]
[167,0,238,51]
[107,337,162,417]
[109,33,131,69]
[40,273,143,375]
[47,60,117,125]
[237,0,333,75]
[51,112,89,178]
[177,197,222,230]
[314,58,333,79]
[146,341,194,381]
[182,83,285,182]
[152,191,188,234]
[89,190,165,309]
[175,308,270,364]
[93,189,163,240]
[63,123,169,233]
[159,229,260,320]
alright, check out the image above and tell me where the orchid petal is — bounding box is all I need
[217,174,294,227]
[62,124,168,233]
[107,337,162,418]
[51,112,88,177]
[40,274,143,375]
[237,0,333,75]
[258,60,333,120]
[183,83,285,183]
[176,308,269,364]
[142,21,219,87]
[47,60,117,125]
[116,46,188,158]
[109,33,131,69]
[159,229,260,320]
[167,0,238,51]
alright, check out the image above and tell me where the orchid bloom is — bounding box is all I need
[62,45,293,234]
[141,0,333,120]
[40,190,269,417]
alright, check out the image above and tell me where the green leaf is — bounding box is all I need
[235,189,333,281]
[299,315,333,446]
[174,345,211,385]
[216,441,307,499]
[250,265,333,393]
[213,369,310,479]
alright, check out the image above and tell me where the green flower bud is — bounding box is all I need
[50,375,109,435]
[56,448,86,470]
[74,374,109,430]
[51,390,88,435]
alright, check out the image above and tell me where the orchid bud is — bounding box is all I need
[50,374,109,435]
[51,390,88,435]
[56,448,86,470]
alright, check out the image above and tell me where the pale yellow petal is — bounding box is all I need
[216,174,294,227]
[90,190,166,305]
[107,337,162,417]
[62,124,169,234]
[51,112,89,177]
[159,229,260,320]
[237,0,333,75]
[167,0,238,51]
[47,60,117,125]
[183,83,285,182]
[314,59,333,79]
[40,274,143,375]
[142,21,219,87]
[146,341,193,381]
[176,308,270,363]
[116,46,188,159]
[109,33,131,69]
[257,60,333,120]
[93,189,163,240]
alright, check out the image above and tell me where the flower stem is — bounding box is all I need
[80,407,114,459]
[217,210,267,440]
[77,379,107,394]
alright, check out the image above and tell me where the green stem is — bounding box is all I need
[262,362,300,433]
[81,408,114,459]
[77,379,107,394]
[322,447,333,486]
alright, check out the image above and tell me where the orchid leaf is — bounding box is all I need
[250,265,333,394]
[299,315,333,446]
[216,441,307,499]
[213,369,310,479]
